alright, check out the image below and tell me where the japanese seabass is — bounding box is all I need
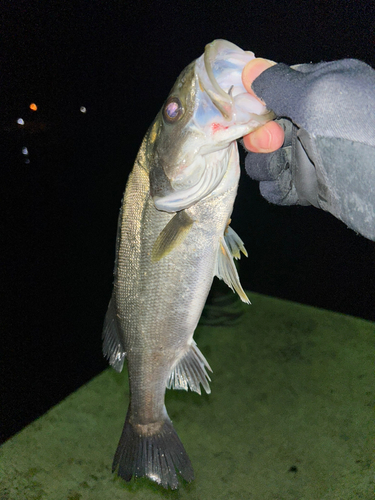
[103,39,274,489]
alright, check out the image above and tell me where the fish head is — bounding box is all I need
[149,39,274,212]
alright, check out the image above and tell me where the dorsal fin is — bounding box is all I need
[102,297,126,372]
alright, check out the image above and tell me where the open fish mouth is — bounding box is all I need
[196,39,267,124]
[202,40,236,120]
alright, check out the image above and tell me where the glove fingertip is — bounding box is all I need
[260,180,299,206]
[245,151,274,181]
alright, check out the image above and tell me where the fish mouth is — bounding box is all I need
[195,40,274,131]
[202,40,236,120]
[196,39,269,126]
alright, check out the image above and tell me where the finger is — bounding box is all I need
[241,58,276,103]
[243,121,284,153]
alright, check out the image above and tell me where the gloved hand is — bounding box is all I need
[244,117,320,207]
[242,59,375,240]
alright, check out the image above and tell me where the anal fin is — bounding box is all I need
[102,297,126,372]
[167,340,212,395]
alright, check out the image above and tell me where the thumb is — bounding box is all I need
[242,58,276,103]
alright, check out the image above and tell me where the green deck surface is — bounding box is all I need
[1,293,374,499]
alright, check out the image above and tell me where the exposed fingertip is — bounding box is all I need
[242,58,276,99]
[243,121,285,153]
[268,121,285,150]
[242,133,254,152]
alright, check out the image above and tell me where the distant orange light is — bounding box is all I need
[30,103,37,111]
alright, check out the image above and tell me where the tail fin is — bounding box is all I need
[112,409,194,490]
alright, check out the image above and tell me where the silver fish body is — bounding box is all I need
[103,40,274,489]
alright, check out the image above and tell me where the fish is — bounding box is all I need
[102,39,274,489]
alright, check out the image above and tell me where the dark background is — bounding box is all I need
[1,1,374,444]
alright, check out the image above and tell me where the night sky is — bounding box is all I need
[1,1,374,443]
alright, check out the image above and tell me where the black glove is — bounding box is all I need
[245,60,375,241]
[245,117,320,207]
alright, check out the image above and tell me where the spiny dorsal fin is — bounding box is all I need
[102,297,126,372]
[151,210,194,263]
[224,224,248,259]
[215,236,250,304]
[167,340,212,395]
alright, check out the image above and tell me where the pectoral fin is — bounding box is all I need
[151,211,194,263]
[215,234,250,304]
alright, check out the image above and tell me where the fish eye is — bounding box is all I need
[163,96,184,123]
